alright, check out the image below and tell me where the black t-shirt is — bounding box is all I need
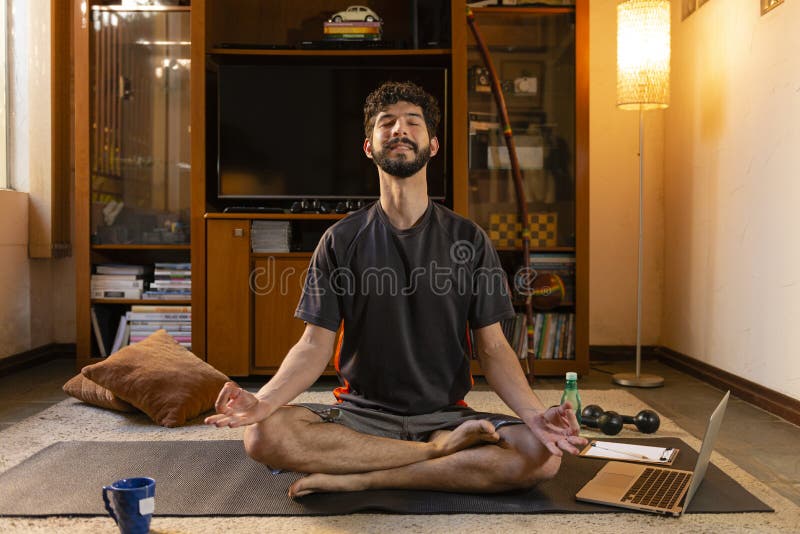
[295,200,514,415]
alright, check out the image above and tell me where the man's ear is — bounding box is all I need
[363,137,374,160]
[429,136,440,157]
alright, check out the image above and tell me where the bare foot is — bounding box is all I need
[430,419,499,457]
[289,472,368,498]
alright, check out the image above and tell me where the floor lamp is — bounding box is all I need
[612,0,670,388]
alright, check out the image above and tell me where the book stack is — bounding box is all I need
[90,306,117,357]
[143,262,191,300]
[111,305,192,352]
[91,264,148,300]
[251,221,291,253]
[468,312,528,360]
[506,312,529,360]
[529,312,575,360]
[323,21,382,41]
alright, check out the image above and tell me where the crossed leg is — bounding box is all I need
[287,423,559,497]
[242,406,560,498]
[243,406,502,475]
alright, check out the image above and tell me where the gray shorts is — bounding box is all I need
[294,401,524,442]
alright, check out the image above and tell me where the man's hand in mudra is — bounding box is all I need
[524,402,586,457]
[204,381,272,428]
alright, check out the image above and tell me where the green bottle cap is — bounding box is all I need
[566,371,577,381]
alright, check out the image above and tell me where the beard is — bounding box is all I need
[372,137,432,178]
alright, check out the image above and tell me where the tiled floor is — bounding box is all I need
[1,357,798,506]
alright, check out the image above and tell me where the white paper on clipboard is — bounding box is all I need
[579,440,678,465]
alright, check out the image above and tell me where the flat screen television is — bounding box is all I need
[211,59,449,204]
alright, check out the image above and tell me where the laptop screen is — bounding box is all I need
[681,391,731,513]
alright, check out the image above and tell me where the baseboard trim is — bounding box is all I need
[0,343,75,377]
[655,346,800,426]
[589,345,660,361]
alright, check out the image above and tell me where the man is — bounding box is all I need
[206,81,586,498]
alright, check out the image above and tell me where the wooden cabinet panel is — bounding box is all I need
[253,256,311,372]
[206,219,251,376]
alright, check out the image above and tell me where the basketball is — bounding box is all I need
[530,272,565,310]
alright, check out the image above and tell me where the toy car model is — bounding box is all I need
[329,5,381,22]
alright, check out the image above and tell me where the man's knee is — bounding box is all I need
[531,454,562,484]
[496,453,562,490]
[243,407,315,470]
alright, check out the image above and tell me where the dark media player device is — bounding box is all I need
[290,200,330,214]
[334,200,368,213]
[289,199,368,214]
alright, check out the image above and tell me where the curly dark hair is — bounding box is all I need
[363,81,441,140]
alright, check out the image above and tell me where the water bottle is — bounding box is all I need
[560,371,582,424]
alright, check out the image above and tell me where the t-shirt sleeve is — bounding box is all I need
[294,231,342,332]
[468,228,516,329]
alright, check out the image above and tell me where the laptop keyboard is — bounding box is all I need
[622,467,691,510]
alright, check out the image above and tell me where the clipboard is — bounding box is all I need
[579,440,679,466]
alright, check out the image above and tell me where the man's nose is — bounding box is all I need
[391,120,407,136]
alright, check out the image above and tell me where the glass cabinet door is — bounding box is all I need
[467,9,576,250]
[90,7,191,245]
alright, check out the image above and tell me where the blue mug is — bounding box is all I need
[102,477,156,534]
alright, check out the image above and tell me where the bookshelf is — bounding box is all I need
[74,2,192,367]
[456,3,590,376]
[75,1,588,378]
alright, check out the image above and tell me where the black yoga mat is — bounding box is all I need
[0,438,772,516]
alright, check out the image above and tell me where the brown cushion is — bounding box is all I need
[62,373,137,413]
[82,329,229,427]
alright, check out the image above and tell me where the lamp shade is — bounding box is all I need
[617,0,671,110]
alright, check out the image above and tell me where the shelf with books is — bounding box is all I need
[75,3,192,367]
[90,303,193,359]
[84,261,192,362]
[527,311,576,361]
[461,3,588,376]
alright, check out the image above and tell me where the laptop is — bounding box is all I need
[576,390,730,517]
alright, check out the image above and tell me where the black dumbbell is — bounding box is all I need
[580,406,623,435]
[581,404,660,434]
[623,409,660,434]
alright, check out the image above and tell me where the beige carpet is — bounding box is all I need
[0,389,797,533]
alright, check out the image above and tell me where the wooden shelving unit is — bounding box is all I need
[458,2,589,376]
[75,0,588,377]
[74,1,193,368]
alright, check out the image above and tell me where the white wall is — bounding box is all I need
[0,0,74,361]
[0,191,32,357]
[663,0,800,399]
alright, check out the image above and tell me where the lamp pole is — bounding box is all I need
[611,0,670,388]
[612,108,663,388]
